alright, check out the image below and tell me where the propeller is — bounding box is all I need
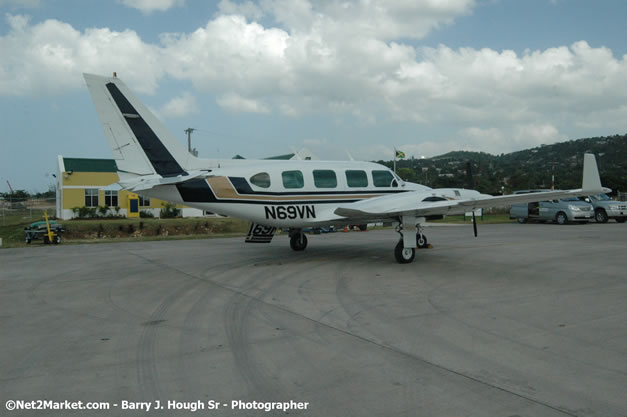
[472,211,478,237]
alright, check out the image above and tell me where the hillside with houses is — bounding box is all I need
[379,134,627,195]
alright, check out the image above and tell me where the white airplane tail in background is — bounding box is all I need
[83,73,198,179]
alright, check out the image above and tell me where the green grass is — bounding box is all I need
[0,215,250,248]
[0,212,515,249]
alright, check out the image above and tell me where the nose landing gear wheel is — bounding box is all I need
[290,233,308,251]
[394,240,415,263]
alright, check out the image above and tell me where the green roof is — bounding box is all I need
[264,153,295,160]
[63,158,117,173]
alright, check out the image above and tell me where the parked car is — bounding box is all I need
[578,194,627,223]
[510,190,594,225]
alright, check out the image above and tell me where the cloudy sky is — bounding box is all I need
[1,0,626,192]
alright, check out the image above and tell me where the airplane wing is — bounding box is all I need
[334,153,610,220]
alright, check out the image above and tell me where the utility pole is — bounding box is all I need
[184,128,196,154]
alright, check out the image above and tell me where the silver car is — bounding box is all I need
[579,194,627,223]
[510,190,594,225]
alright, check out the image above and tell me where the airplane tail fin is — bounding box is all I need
[83,73,196,178]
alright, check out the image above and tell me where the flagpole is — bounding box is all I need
[393,147,397,174]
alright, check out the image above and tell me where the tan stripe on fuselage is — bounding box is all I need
[207,176,384,201]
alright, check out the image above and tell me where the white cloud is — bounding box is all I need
[217,92,270,113]
[217,0,264,20]
[1,4,627,157]
[158,91,198,118]
[117,0,184,13]
[0,14,163,95]
[388,124,566,160]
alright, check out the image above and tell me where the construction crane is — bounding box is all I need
[6,180,14,194]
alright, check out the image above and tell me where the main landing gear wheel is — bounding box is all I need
[394,240,415,264]
[290,233,308,251]
[416,233,428,249]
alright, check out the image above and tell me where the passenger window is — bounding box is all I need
[372,170,394,187]
[249,172,271,188]
[313,170,337,188]
[282,170,304,189]
[345,170,368,187]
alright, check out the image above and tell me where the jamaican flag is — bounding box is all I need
[395,149,406,159]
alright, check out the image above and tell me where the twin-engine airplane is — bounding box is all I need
[83,73,610,263]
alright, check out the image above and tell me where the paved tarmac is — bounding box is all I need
[1,223,626,417]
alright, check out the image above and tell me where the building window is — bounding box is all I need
[313,170,337,188]
[282,170,304,189]
[139,195,151,206]
[84,189,98,207]
[345,170,368,187]
[104,190,118,207]
[250,172,271,188]
[372,170,394,187]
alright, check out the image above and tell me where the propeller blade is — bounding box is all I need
[472,211,478,237]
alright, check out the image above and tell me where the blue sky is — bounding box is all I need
[1,0,626,192]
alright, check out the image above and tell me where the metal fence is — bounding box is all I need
[1,198,56,226]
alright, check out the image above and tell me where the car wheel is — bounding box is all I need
[595,209,608,223]
[517,217,528,224]
[556,212,568,225]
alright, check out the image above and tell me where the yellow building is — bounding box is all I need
[55,156,202,219]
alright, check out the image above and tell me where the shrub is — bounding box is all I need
[160,202,180,218]
[75,206,97,219]
[97,206,109,217]
[140,210,154,218]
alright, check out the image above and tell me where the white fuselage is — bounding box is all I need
[139,158,481,227]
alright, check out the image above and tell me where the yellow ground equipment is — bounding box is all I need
[24,211,64,244]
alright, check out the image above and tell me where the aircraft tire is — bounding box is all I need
[290,234,308,251]
[416,233,428,248]
[394,240,415,264]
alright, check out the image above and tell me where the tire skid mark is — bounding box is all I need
[121,241,579,416]
[222,266,278,398]
[176,261,251,397]
[135,275,203,401]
